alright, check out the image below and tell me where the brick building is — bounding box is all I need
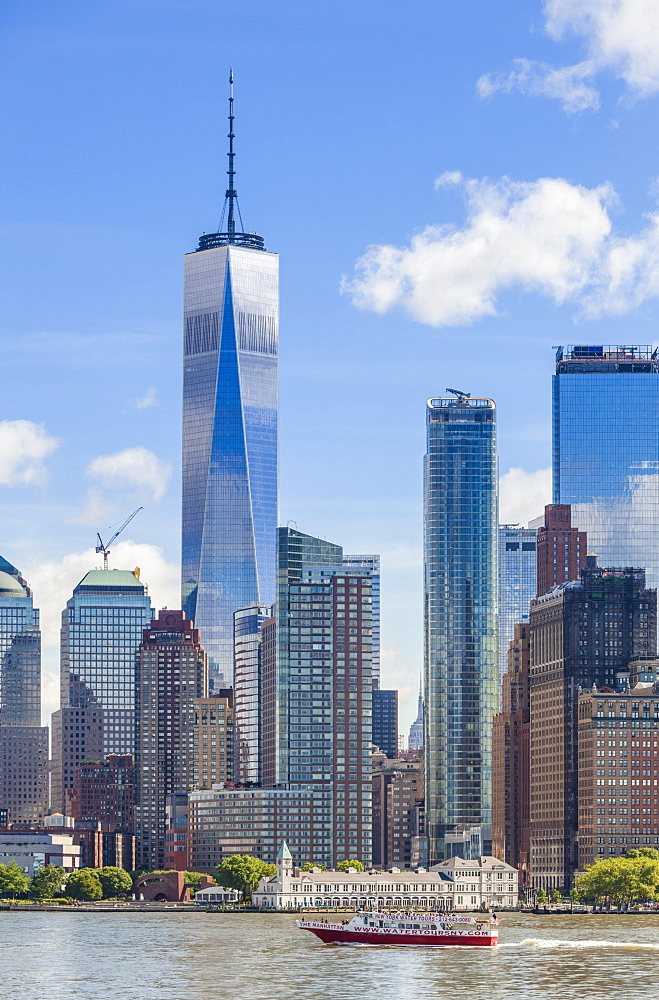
[372,755,423,869]
[536,505,587,597]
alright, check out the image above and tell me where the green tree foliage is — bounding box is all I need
[337,859,364,872]
[301,862,328,872]
[577,857,659,905]
[550,888,561,904]
[29,864,66,899]
[0,863,30,898]
[215,856,276,900]
[96,867,133,898]
[65,869,103,901]
[624,848,659,860]
[535,888,547,904]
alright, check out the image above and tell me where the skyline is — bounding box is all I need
[4,1,659,732]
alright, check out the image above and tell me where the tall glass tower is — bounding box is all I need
[553,346,659,588]
[182,73,278,688]
[424,394,498,864]
[497,525,536,684]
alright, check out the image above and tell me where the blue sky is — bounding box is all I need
[2,0,659,729]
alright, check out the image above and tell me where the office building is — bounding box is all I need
[65,754,135,833]
[578,679,659,869]
[529,557,656,889]
[536,504,587,597]
[193,694,233,789]
[553,345,659,589]
[343,555,380,682]
[492,622,531,881]
[498,525,536,683]
[59,569,152,757]
[372,688,398,758]
[0,559,48,827]
[424,394,498,864]
[50,706,104,815]
[372,755,423,869]
[135,610,207,870]
[181,78,278,687]
[233,604,270,784]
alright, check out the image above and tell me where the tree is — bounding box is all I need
[0,863,30,898]
[337,859,364,872]
[550,888,561,904]
[301,862,328,872]
[624,848,659,860]
[536,888,547,904]
[577,857,659,906]
[30,865,66,899]
[96,867,133,899]
[215,856,276,901]
[65,869,103,901]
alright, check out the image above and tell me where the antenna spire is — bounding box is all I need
[195,69,266,253]
[226,67,237,238]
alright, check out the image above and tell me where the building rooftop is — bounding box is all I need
[0,571,26,595]
[74,569,144,592]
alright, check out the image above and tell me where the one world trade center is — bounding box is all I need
[182,74,278,688]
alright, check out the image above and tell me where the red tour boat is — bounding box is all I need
[297,910,499,947]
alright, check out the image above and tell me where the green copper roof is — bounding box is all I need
[0,571,25,594]
[276,841,292,861]
[75,569,144,591]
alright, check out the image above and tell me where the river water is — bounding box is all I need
[3,911,659,1000]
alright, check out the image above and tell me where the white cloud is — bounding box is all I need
[87,446,172,503]
[345,172,659,326]
[133,387,157,410]
[0,420,59,487]
[499,467,552,526]
[477,58,600,113]
[27,541,180,722]
[480,0,659,111]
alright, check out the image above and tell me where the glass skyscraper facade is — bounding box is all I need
[553,345,659,588]
[497,525,536,684]
[424,395,498,864]
[60,569,152,757]
[0,556,48,826]
[233,602,271,784]
[181,241,279,688]
[342,555,380,683]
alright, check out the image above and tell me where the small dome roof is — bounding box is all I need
[0,571,25,594]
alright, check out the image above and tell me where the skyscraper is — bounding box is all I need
[408,685,424,751]
[0,557,48,827]
[424,393,498,864]
[342,555,380,682]
[59,569,152,757]
[181,74,278,687]
[553,345,659,588]
[233,603,270,784]
[135,610,207,869]
[498,525,536,683]
[536,504,587,597]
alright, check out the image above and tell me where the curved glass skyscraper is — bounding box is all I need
[182,77,278,688]
[424,395,498,864]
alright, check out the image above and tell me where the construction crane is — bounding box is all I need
[96,507,143,571]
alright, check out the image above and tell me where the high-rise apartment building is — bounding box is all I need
[578,679,659,869]
[261,528,374,868]
[181,79,278,688]
[66,754,135,833]
[233,604,270,784]
[536,504,587,597]
[553,345,659,589]
[424,394,498,864]
[492,622,531,880]
[50,706,104,815]
[193,694,233,790]
[0,558,48,826]
[135,611,207,870]
[342,555,380,682]
[498,525,536,683]
[529,558,656,889]
[59,569,151,758]
[371,755,423,869]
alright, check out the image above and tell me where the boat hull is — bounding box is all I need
[299,924,497,947]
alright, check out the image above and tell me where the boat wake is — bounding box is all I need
[501,938,659,950]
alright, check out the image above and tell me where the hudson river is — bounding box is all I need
[4,911,659,999]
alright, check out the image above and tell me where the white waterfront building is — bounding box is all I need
[253,843,518,911]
